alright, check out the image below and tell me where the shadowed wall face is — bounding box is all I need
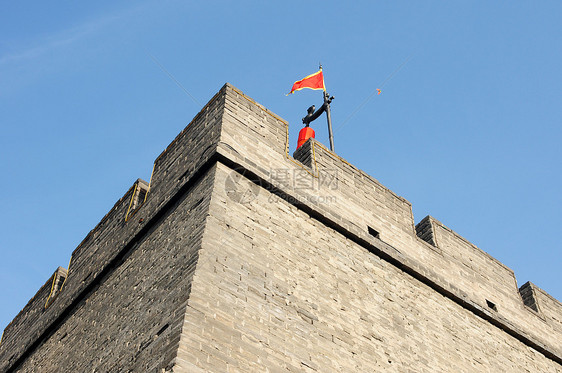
[15,166,217,372]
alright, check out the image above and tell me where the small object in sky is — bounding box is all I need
[334,55,412,134]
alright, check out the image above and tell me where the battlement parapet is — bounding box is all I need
[1,83,560,370]
[0,85,231,371]
[0,177,140,368]
[292,138,562,359]
[211,86,562,360]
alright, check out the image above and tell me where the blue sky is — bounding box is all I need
[1,1,560,332]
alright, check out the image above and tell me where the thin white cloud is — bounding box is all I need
[0,33,84,66]
[0,2,152,67]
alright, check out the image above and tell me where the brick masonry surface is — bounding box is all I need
[1,83,560,372]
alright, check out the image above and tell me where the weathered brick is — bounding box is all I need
[1,84,561,372]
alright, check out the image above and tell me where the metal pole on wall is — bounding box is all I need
[297,63,335,152]
[324,91,335,152]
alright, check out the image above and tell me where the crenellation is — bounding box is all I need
[526,282,562,334]
[191,162,562,371]
[293,139,424,259]
[44,267,68,309]
[0,86,234,372]
[12,165,217,372]
[519,282,539,311]
[0,175,139,369]
[415,215,438,247]
[290,137,562,360]
[215,86,562,362]
[2,83,560,372]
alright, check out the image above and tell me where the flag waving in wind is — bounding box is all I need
[287,69,325,95]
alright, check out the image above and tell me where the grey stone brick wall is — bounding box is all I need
[181,162,561,372]
[15,166,216,372]
[0,85,229,372]
[214,85,561,362]
[1,83,560,372]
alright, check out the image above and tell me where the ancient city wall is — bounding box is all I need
[178,161,561,372]
[293,140,562,357]
[1,83,560,372]
[14,166,216,372]
[0,85,229,372]
[211,85,562,361]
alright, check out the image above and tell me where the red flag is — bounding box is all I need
[288,69,325,95]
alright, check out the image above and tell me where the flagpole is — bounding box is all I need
[290,64,335,151]
[318,63,335,152]
[324,91,335,152]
